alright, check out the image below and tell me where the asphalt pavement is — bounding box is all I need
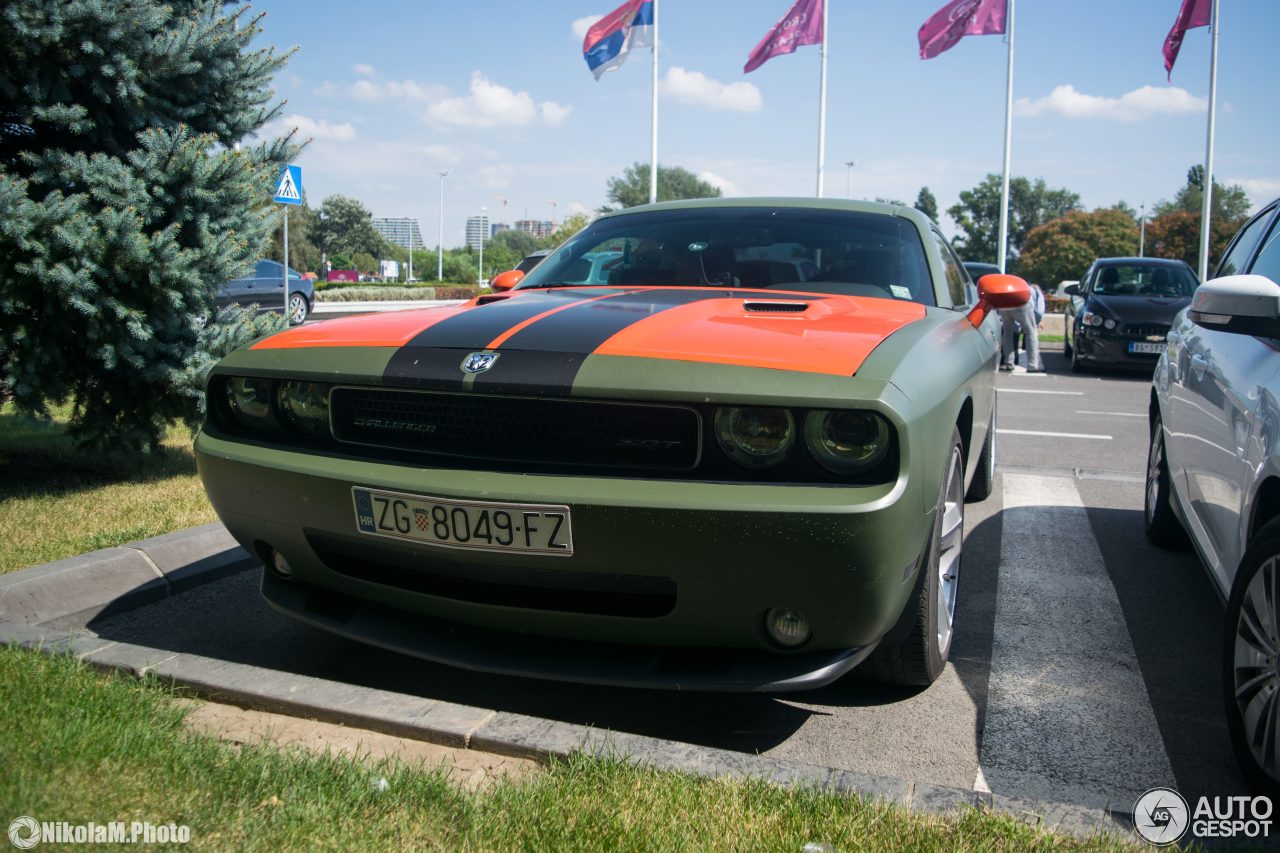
[89,350,1247,812]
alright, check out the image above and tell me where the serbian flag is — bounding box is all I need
[583,0,655,80]
[1163,0,1211,79]
[918,0,1007,60]
[744,0,823,74]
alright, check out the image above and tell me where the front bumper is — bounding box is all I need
[196,431,927,689]
[1073,328,1164,368]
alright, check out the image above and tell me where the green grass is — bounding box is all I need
[0,647,1137,851]
[0,403,216,574]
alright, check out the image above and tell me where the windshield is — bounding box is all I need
[1090,264,1198,298]
[517,207,936,306]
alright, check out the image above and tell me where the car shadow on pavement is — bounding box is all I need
[1086,504,1251,802]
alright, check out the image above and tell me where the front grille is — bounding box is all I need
[330,387,700,470]
[307,531,676,617]
[1123,323,1169,338]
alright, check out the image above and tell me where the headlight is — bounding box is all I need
[278,381,329,435]
[804,410,891,474]
[715,407,795,468]
[1103,318,1117,330]
[1083,311,1104,327]
[226,377,273,429]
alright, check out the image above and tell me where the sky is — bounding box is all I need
[249,0,1280,250]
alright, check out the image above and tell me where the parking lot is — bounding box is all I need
[88,350,1246,813]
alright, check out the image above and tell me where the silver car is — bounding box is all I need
[1147,196,1280,796]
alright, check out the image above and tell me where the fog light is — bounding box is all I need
[765,607,811,648]
[271,550,293,580]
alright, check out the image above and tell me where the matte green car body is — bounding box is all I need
[195,199,1001,690]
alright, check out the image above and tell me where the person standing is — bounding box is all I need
[1000,282,1045,373]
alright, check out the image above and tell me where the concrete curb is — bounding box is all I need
[0,526,1132,840]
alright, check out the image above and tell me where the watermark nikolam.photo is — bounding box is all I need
[8,816,190,848]
[1132,787,1272,846]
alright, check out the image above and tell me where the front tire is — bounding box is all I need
[1070,335,1087,373]
[288,292,309,325]
[865,428,964,687]
[1144,414,1189,549]
[965,402,996,503]
[1224,519,1280,799]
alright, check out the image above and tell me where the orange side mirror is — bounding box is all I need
[491,270,525,292]
[967,273,1031,327]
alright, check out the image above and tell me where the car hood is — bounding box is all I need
[255,286,926,390]
[1089,293,1191,324]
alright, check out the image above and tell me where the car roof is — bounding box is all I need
[1091,257,1190,267]
[595,196,932,230]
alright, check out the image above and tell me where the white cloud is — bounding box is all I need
[698,171,741,196]
[260,114,357,142]
[425,72,571,128]
[1232,178,1280,210]
[352,63,376,77]
[1015,84,1206,122]
[343,78,448,103]
[660,67,762,112]
[572,14,600,40]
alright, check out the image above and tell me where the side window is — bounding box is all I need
[1248,220,1280,286]
[255,260,278,278]
[1217,205,1276,278]
[930,231,968,308]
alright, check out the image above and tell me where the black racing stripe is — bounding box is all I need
[497,288,732,352]
[405,288,608,349]
[382,346,469,391]
[471,289,737,396]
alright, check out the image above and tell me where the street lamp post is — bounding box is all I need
[1139,203,1146,258]
[477,206,487,286]
[406,217,414,282]
[437,169,450,281]
[845,161,855,199]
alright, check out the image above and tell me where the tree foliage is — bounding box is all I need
[605,163,722,210]
[0,0,297,449]
[549,212,592,247]
[313,194,390,260]
[947,174,1082,267]
[1019,209,1140,287]
[1145,210,1246,275]
[914,187,938,223]
[1153,164,1253,222]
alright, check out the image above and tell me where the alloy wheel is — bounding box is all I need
[936,445,964,656]
[1233,556,1280,780]
[288,294,307,325]
[1145,428,1164,526]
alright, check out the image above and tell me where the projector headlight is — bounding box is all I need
[278,381,329,435]
[715,407,795,469]
[805,410,891,475]
[226,377,274,430]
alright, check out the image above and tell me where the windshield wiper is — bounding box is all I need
[517,281,591,290]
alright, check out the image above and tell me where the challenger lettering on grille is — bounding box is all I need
[352,416,438,434]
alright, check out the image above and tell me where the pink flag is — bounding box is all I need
[744,0,823,74]
[1163,0,1211,80]
[918,0,1007,60]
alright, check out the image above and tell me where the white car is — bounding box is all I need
[1147,196,1280,796]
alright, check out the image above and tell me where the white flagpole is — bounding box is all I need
[1197,0,1219,282]
[996,0,1015,273]
[815,0,829,197]
[649,0,659,204]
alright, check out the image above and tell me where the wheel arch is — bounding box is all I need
[1249,477,1280,542]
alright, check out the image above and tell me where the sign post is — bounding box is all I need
[273,165,303,322]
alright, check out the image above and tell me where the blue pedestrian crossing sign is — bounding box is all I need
[273,164,302,205]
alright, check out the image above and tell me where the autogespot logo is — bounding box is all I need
[8,817,39,849]
[1134,788,1189,846]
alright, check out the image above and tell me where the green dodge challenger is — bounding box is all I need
[196,199,1029,690]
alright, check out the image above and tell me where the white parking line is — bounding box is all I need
[978,473,1176,808]
[997,388,1085,396]
[996,429,1112,440]
[1075,410,1145,418]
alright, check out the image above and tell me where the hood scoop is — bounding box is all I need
[742,300,808,313]
[476,293,513,306]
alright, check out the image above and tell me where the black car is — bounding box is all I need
[1063,257,1199,372]
[216,259,314,325]
[962,261,1002,283]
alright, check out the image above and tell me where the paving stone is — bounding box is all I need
[911,781,990,814]
[125,523,258,593]
[81,641,180,676]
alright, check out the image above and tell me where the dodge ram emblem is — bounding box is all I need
[461,352,500,374]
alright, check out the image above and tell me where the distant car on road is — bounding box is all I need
[1063,257,1198,372]
[1147,197,1280,796]
[217,259,313,325]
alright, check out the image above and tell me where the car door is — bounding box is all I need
[253,260,287,313]
[1176,205,1280,589]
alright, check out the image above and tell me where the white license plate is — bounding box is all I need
[1129,341,1164,354]
[352,487,573,556]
